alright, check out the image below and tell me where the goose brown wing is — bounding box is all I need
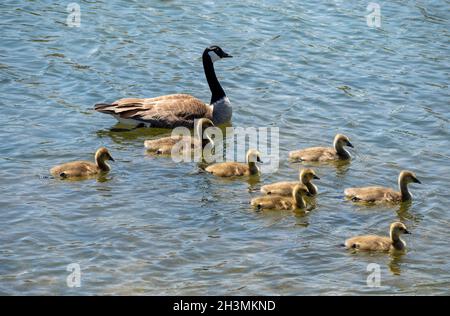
[94,94,212,128]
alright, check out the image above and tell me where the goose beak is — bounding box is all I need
[222,52,233,58]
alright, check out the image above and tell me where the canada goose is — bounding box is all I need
[289,134,353,162]
[205,149,262,177]
[260,168,320,196]
[344,222,411,251]
[144,118,215,155]
[50,147,114,178]
[344,170,421,203]
[251,184,310,211]
[94,46,232,128]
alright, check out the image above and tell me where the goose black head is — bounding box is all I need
[205,46,232,63]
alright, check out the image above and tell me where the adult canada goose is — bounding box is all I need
[289,134,353,162]
[251,184,310,211]
[260,168,320,196]
[205,149,262,177]
[344,222,411,251]
[50,147,114,178]
[344,170,421,203]
[94,46,232,128]
[144,118,215,155]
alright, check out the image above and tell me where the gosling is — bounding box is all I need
[289,134,353,162]
[205,149,262,177]
[344,222,411,251]
[251,184,310,211]
[50,147,114,178]
[260,168,320,196]
[144,118,215,155]
[344,170,421,203]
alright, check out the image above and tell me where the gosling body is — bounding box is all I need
[205,149,262,177]
[289,134,353,162]
[50,147,114,178]
[344,222,410,251]
[144,118,214,155]
[251,184,309,211]
[344,170,421,203]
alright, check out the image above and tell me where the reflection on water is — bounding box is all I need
[292,159,351,178]
[50,172,113,183]
[396,201,413,220]
[388,251,406,276]
[97,124,172,144]
[246,174,261,188]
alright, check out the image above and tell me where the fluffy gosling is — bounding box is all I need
[205,149,262,177]
[344,222,411,251]
[260,168,320,196]
[50,147,114,178]
[144,118,215,155]
[251,183,310,211]
[344,170,421,203]
[289,134,353,162]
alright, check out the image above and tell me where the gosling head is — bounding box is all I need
[333,134,353,149]
[205,45,233,63]
[293,184,311,208]
[95,147,114,162]
[293,183,310,197]
[246,149,263,164]
[195,118,215,146]
[300,168,320,182]
[390,222,411,238]
[399,170,421,185]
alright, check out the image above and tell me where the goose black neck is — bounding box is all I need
[203,51,226,104]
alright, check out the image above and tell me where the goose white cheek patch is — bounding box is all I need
[208,51,220,63]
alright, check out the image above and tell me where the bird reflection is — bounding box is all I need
[388,250,406,275]
[396,200,413,220]
[291,159,351,178]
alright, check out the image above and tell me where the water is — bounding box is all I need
[0,0,449,295]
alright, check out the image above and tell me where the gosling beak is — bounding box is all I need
[414,178,421,184]
[257,156,263,163]
[347,142,354,148]
[109,156,115,162]
[404,230,411,234]
[222,52,233,58]
[313,175,320,180]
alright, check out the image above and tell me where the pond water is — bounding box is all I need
[0,0,449,295]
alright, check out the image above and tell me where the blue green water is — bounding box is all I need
[0,0,449,295]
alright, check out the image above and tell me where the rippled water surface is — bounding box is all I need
[0,0,449,295]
